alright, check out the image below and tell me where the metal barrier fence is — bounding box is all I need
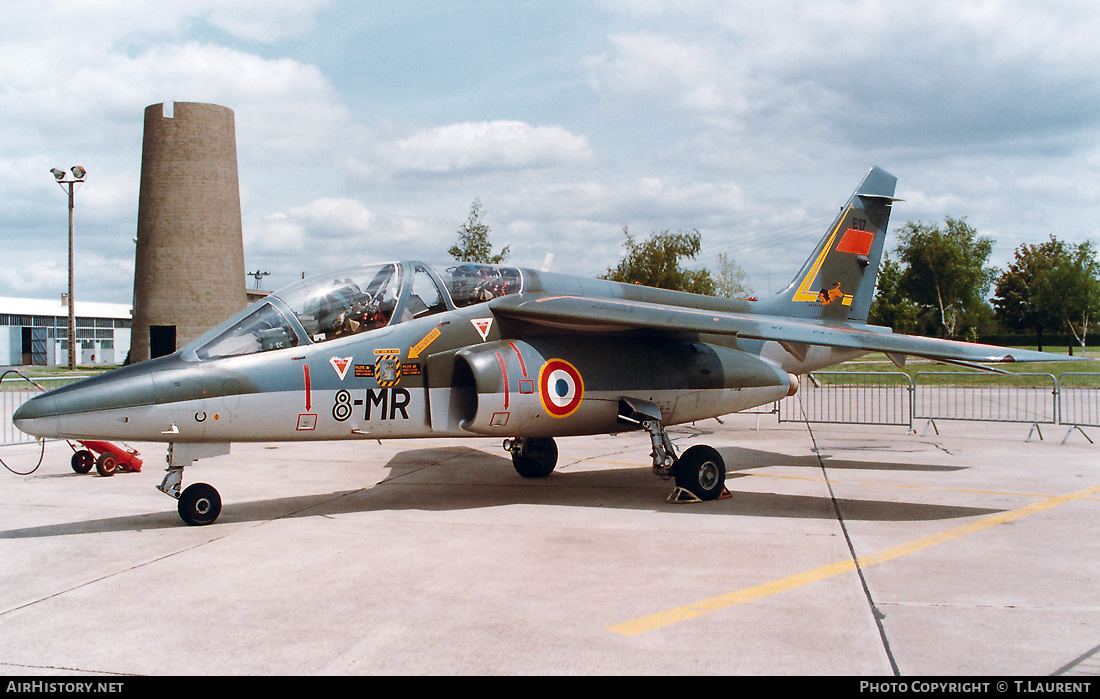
[914,372,1058,426]
[1059,373,1100,428]
[1,373,84,446]
[777,371,1100,441]
[779,372,913,427]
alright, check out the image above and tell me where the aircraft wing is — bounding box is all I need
[491,294,1078,367]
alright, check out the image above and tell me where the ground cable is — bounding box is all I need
[0,369,47,475]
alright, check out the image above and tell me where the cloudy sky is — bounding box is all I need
[4,0,1100,305]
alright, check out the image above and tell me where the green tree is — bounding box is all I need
[868,254,922,333]
[448,199,510,264]
[1036,240,1100,354]
[992,237,1062,351]
[993,236,1100,354]
[896,217,996,339]
[713,253,753,299]
[601,228,715,295]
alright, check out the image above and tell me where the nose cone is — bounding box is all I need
[13,394,45,422]
[11,354,184,440]
[12,393,59,437]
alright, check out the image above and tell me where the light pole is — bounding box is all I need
[248,270,269,290]
[50,166,86,370]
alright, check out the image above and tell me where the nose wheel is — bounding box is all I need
[178,483,222,526]
[157,443,230,526]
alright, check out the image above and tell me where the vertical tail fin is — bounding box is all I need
[758,167,898,323]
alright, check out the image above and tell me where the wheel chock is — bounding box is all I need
[667,487,702,504]
[667,486,733,504]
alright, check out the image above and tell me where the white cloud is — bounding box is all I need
[377,121,595,176]
[5,1,1100,307]
[248,198,374,252]
[0,259,66,296]
[205,0,331,42]
[587,1,1100,155]
[585,33,724,112]
[5,0,331,46]
[0,20,354,302]
[500,177,746,227]
[290,198,374,238]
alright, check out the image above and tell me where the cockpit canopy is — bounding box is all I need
[188,261,524,361]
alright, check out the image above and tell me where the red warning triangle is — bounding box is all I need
[330,356,352,380]
[472,318,493,341]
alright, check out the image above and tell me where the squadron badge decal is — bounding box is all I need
[373,349,403,388]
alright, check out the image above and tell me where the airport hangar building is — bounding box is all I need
[0,296,132,368]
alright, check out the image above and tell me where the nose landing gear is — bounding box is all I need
[157,443,230,526]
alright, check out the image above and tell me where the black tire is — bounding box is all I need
[511,437,558,478]
[674,445,726,501]
[95,452,118,477]
[178,483,222,526]
[71,450,94,474]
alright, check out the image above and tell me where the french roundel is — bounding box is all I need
[539,359,584,418]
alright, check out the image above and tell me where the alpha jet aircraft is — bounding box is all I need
[13,167,1077,525]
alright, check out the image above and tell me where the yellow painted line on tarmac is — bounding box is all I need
[606,483,1100,636]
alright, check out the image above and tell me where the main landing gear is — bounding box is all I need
[501,399,729,503]
[157,443,230,526]
[503,436,558,478]
[618,398,728,502]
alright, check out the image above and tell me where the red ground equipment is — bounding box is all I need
[69,440,143,476]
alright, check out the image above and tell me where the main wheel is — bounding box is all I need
[674,445,726,501]
[511,437,558,478]
[178,483,222,526]
[95,452,118,477]
[71,450,94,474]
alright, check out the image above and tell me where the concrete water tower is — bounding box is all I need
[129,102,248,363]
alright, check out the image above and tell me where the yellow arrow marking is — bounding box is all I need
[409,327,441,359]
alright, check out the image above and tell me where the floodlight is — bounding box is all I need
[49,165,86,370]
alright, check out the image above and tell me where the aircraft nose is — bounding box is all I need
[12,392,59,438]
[13,393,49,421]
[9,355,180,440]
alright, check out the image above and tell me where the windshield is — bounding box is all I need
[278,263,403,342]
[436,263,523,307]
[189,261,526,361]
[194,302,299,360]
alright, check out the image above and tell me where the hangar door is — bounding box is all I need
[21,327,47,366]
